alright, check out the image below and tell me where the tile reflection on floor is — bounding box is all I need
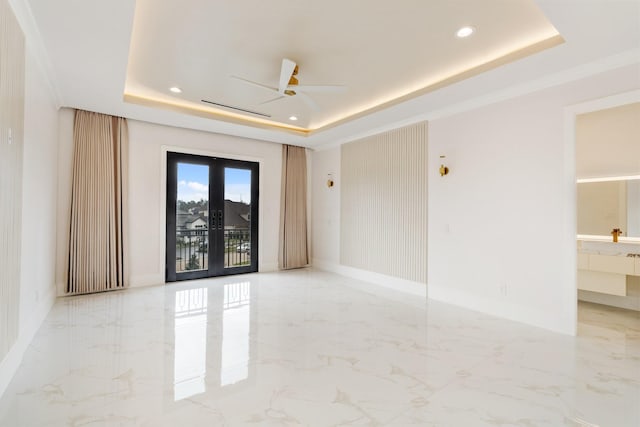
[0,269,638,426]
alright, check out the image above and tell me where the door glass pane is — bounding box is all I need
[176,163,209,272]
[223,168,252,268]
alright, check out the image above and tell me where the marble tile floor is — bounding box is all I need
[0,269,638,426]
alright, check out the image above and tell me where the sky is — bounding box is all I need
[177,163,251,203]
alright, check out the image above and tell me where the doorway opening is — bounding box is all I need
[166,152,259,282]
[570,92,640,336]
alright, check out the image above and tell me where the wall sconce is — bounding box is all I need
[327,173,335,188]
[439,155,449,177]
[611,228,623,243]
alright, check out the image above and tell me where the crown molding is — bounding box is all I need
[311,48,640,151]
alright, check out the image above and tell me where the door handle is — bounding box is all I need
[211,210,217,229]
[218,209,223,230]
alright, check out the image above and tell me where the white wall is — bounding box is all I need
[0,47,59,397]
[55,109,73,295]
[427,65,640,335]
[19,48,59,334]
[576,102,640,179]
[428,90,572,334]
[311,64,640,335]
[56,117,282,293]
[340,123,428,284]
[577,181,626,237]
[311,147,341,266]
[0,0,24,367]
[312,143,429,298]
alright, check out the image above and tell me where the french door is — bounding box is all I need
[166,152,259,282]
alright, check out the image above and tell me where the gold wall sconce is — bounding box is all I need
[439,155,449,176]
[327,173,334,188]
[611,228,623,243]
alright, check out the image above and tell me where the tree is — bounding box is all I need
[185,254,200,270]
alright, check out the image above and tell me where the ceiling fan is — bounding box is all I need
[231,58,345,110]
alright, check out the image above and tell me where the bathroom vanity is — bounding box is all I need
[576,176,640,302]
[577,239,640,296]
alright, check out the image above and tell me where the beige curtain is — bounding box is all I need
[67,110,129,294]
[279,145,309,269]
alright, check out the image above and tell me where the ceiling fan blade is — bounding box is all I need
[291,85,346,93]
[278,58,297,95]
[298,92,320,111]
[230,76,279,93]
[258,95,286,105]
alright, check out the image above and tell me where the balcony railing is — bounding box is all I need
[176,228,251,272]
[224,229,251,268]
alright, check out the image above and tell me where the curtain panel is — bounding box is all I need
[67,110,129,294]
[279,145,309,269]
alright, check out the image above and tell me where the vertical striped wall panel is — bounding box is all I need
[0,0,25,361]
[340,122,428,283]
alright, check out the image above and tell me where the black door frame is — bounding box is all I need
[166,152,259,282]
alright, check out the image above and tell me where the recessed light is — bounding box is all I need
[289,116,298,121]
[456,26,475,38]
[169,87,182,93]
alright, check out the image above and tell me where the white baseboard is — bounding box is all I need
[428,283,575,336]
[57,275,165,295]
[312,258,427,298]
[259,262,279,273]
[0,285,57,399]
[129,274,165,288]
[56,281,64,296]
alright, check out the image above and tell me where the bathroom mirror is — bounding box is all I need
[577,178,640,238]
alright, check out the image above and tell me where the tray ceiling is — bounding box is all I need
[124,0,562,135]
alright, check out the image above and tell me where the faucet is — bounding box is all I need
[611,228,623,243]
